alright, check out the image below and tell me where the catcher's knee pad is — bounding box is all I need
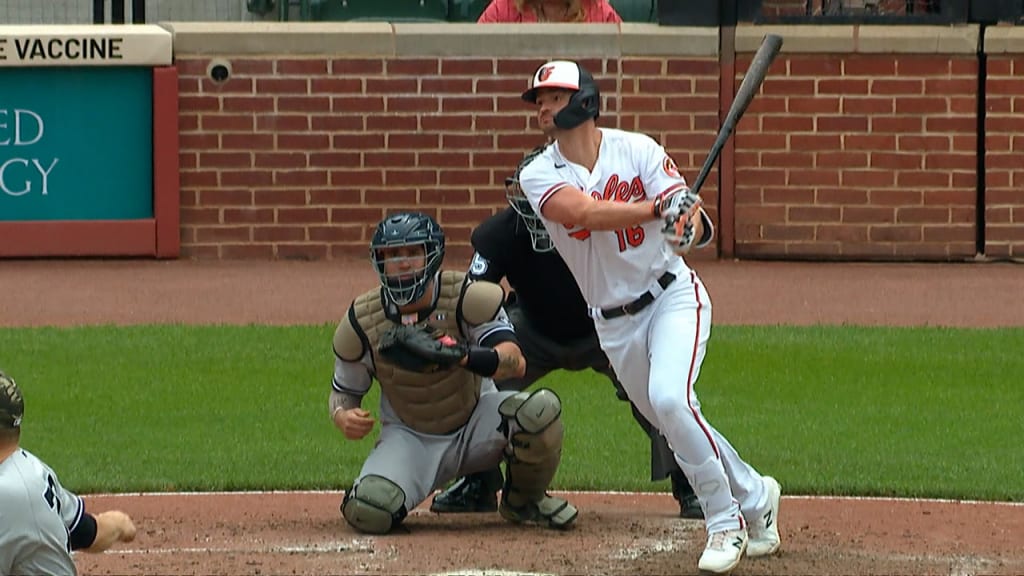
[498,388,563,505]
[340,474,408,535]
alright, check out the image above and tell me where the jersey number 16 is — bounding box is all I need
[615,225,645,252]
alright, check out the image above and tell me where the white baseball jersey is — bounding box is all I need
[518,128,693,310]
[0,448,84,576]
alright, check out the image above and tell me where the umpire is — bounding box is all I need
[431,145,702,519]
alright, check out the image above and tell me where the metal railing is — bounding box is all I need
[736,0,968,23]
[92,0,145,23]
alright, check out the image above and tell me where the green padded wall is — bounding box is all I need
[609,0,657,22]
[312,0,448,22]
[448,0,490,21]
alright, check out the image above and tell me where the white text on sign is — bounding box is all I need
[0,109,60,197]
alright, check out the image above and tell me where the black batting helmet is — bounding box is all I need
[370,212,445,307]
[522,60,600,130]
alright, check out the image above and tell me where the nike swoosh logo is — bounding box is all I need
[554,163,566,168]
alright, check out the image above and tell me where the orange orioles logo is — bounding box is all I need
[537,65,555,83]
[662,156,681,179]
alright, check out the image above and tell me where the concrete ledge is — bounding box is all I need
[0,24,172,66]
[737,24,855,53]
[161,22,988,59]
[162,22,718,59]
[857,25,978,54]
[620,24,718,57]
[160,22,394,56]
[737,23,980,54]
[984,25,1024,54]
[395,23,621,57]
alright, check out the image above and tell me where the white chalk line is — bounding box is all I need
[87,492,1015,576]
[107,539,374,556]
[83,489,1024,508]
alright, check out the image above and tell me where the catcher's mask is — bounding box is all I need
[521,60,600,130]
[0,371,24,430]
[506,145,553,253]
[370,212,445,307]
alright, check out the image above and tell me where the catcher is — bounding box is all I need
[329,212,577,534]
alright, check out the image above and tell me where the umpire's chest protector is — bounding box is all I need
[341,271,501,435]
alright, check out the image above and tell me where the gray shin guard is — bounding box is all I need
[498,389,577,529]
[341,474,408,534]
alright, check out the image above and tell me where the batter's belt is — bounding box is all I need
[590,271,676,320]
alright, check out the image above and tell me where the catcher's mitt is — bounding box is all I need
[378,323,467,373]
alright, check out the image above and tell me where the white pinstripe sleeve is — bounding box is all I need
[464,305,516,347]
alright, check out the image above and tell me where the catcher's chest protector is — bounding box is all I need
[353,271,482,435]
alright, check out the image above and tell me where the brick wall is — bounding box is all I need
[984,55,1024,259]
[169,24,1024,262]
[734,54,979,259]
[176,55,720,260]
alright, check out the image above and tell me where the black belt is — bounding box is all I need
[599,271,676,320]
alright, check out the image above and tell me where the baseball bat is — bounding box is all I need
[687,33,784,197]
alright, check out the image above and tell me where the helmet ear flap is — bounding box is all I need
[552,67,600,129]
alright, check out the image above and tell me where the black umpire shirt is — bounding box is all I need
[468,207,595,342]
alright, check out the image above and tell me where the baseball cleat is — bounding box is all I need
[747,475,782,557]
[429,469,502,513]
[698,527,747,575]
[678,493,704,520]
[671,471,704,520]
[499,493,578,530]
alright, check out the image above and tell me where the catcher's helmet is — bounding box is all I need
[0,371,24,430]
[521,60,600,130]
[370,212,445,307]
[506,144,554,253]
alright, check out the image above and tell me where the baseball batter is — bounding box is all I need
[516,60,782,575]
[432,145,702,520]
[329,212,577,534]
[0,371,136,576]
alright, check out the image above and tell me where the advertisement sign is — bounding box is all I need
[0,67,153,221]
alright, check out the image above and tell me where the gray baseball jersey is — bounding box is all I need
[0,448,84,576]
[332,276,520,511]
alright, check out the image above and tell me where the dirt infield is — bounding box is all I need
[3,259,1023,575]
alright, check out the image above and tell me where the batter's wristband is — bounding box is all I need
[465,346,500,377]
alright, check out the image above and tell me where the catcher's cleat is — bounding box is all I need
[499,492,578,530]
[430,468,502,513]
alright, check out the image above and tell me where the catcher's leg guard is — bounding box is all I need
[341,474,408,534]
[497,388,578,530]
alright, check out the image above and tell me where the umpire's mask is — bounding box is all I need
[506,144,554,253]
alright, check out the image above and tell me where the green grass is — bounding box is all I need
[2,324,1022,501]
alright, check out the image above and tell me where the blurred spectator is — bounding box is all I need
[478,0,622,23]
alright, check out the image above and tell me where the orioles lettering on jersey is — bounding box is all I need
[592,174,645,203]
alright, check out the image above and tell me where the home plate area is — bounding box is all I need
[75,491,1024,576]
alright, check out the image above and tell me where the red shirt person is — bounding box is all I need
[478,0,622,23]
